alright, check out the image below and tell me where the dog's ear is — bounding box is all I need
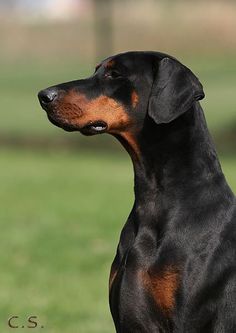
[148,57,204,124]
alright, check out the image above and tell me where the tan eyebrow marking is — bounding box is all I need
[105,59,115,68]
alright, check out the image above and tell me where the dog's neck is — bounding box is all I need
[116,103,232,228]
[135,103,222,198]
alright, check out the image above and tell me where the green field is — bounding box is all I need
[0,149,133,333]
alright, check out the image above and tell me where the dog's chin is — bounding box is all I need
[47,114,78,132]
[47,115,108,135]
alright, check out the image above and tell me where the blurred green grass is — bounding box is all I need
[0,149,133,333]
[0,148,235,333]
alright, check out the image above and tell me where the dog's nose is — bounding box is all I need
[38,88,58,105]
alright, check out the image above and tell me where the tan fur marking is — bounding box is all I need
[140,267,179,314]
[120,131,141,161]
[131,91,139,108]
[105,60,115,68]
[57,90,141,161]
[58,91,131,132]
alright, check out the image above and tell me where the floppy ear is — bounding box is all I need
[148,57,205,124]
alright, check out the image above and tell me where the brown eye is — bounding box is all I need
[105,70,122,79]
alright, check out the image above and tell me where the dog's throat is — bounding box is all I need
[114,132,141,163]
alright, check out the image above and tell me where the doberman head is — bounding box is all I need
[38,51,204,162]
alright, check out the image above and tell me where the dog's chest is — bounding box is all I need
[109,245,179,332]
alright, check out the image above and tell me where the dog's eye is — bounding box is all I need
[105,70,122,79]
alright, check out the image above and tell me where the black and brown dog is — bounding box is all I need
[38,51,236,332]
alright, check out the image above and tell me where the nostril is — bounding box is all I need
[38,89,58,104]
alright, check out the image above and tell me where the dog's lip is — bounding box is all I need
[47,114,78,132]
[47,115,108,134]
[80,121,108,135]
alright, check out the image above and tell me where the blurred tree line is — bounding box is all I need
[93,0,113,60]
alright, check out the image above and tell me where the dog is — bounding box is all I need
[38,51,236,332]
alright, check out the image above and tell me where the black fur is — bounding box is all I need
[38,51,236,333]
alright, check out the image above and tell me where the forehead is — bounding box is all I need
[96,52,157,73]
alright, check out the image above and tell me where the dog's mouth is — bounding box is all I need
[80,121,108,136]
[47,114,108,135]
